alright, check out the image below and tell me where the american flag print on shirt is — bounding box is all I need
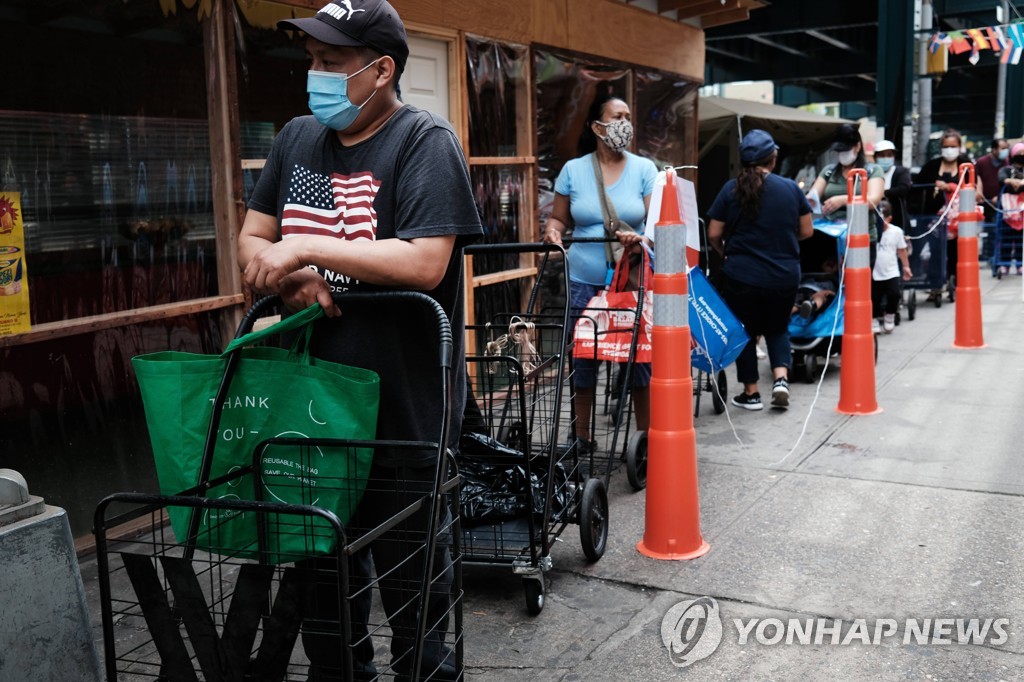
[281,164,380,242]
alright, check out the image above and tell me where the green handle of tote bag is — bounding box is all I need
[222,302,325,355]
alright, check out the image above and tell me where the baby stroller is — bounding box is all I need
[789,220,851,383]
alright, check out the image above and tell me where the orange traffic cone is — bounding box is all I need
[836,169,882,416]
[637,168,709,561]
[953,163,986,348]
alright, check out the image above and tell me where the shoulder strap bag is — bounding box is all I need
[591,153,642,289]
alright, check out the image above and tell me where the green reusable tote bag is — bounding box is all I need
[132,303,380,563]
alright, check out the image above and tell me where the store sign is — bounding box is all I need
[0,192,30,334]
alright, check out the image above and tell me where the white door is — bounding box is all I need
[404,35,450,121]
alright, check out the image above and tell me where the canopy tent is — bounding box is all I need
[698,96,853,159]
[696,96,854,215]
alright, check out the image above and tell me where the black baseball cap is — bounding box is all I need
[830,123,862,152]
[279,0,409,73]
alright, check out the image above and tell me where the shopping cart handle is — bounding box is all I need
[235,291,453,369]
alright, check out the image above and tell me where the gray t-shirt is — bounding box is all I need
[249,107,483,466]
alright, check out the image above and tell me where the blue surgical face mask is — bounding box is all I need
[876,157,895,171]
[998,148,1010,161]
[307,59,380,131]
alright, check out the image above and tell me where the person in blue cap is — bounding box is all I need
[707,129,813,411]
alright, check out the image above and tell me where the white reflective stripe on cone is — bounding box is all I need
[654,292,688,328]
[655,223,687,274]
[847,244,870,270]
[847,202,870,236]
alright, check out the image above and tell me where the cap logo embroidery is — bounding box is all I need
[320,0,366,21]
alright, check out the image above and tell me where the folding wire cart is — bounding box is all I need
[559,236,652,493]
[992,187,1023,277]
[95,291,464,681]
[459,242,608,615]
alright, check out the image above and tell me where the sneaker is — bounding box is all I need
[756,344,767,359]
[882,314,895,333]
[799,300,815,319]
[871,318,882,334]
[771,378,789,408]
[731,392,763,411]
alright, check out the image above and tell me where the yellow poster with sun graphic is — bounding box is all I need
[0,193,30,335]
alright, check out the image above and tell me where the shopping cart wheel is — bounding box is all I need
[497,420,525,448]
[907,291,916,321]
[804,353,819,383]
[626,430,648,491]
[579,478,609,562]
[523,576,545,616]
[711,370,727,415]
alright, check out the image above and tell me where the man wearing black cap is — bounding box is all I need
[238,1,482,679]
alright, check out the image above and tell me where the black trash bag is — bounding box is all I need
[457,432,572,526]
[459,431,523,460]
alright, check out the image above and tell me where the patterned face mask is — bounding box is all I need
[596,119,633,153]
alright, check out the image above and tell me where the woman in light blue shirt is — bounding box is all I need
[543,93,658,451]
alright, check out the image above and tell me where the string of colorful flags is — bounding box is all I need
[928,22,1024,65]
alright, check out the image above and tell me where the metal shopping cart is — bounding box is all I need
[94,291,463,681]
[904,182,955,313]
[459,242,607,615]
[992,187,1023,277]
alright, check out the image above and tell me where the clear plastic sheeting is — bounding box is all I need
[534,51,699,228]
[634,69,698,171]
[465,36,528,158]
[534,50,631,230]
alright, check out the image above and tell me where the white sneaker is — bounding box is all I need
[882,314,895,333]
[756,343,767,359]
[871,318,882,334]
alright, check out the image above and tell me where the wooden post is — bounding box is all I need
[204,0,245,345]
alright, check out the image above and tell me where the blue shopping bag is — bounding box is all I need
[688,268,749,373]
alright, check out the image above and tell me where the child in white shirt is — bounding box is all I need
[872,199,912,333]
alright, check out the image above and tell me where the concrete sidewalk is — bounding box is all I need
[79,272,1023,681]
[459,273,1024,680]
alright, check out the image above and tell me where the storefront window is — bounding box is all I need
[0,1,219,325]
[0,0,234,536]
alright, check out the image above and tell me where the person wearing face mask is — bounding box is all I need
[914,129,981,300]
[995,142,1024,274]
[873,140,911,232]
[808,123,885,265]
[238,1,482,679]
[543,92,658,452]
[707,129,814,411]
[976,138,1009,260]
